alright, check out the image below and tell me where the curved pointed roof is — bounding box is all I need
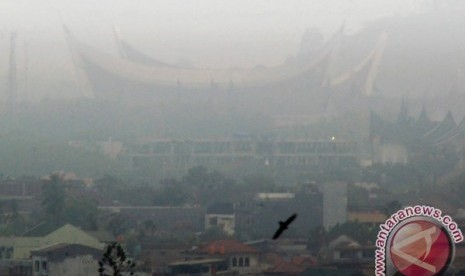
[434,115,465,146]
[69,31,337,90]
[422,111,457,143]
[68,8,465,99]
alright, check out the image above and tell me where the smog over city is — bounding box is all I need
[1,1,465,275]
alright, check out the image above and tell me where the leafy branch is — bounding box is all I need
[98,242,136,276]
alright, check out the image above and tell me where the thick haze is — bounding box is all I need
[3,4,465,273]
[0,0,431,99]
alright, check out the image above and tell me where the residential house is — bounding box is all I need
[235,191,323,239]
[31,243,102,276]
[168,258,229,275]
[194,240,263,275]
[0,260,32,276]
[205,202,235,235]
[0,224,104,261]
[263,255,316,275]
[328,235,372,263]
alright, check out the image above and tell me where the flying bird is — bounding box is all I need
[272,213,297,240]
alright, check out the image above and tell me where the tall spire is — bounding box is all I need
[417,103,430,125]
[416,103,435,136]
[113,24,127,59]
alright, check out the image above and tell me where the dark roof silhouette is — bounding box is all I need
[206,202,234,215]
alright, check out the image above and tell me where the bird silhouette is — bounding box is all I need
[272,213,297,240]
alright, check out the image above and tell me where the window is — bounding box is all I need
[34,260,40,272]
[42,261,48,271]
[232,257,237,267]
[245,257,250,267]
[238,257,243,267]
[209,217,218,226]
[5,247,13,259]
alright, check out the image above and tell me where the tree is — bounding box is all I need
[64,197,99,231]
[40,174,99,230]
[327,221,377,245]
[95,174,123,199]
[181,166,236,205]
[199,226,228,242]
[382,200,402,217]
[98,242,136,276]
[307,226,327,255]
[152,185,189,206]
[183,166,211,188]
[41,174,66,224]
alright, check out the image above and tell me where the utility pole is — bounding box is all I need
[8,32,17,114]
[24,42,30,101]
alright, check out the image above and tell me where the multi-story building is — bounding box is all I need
[126,137,359,177]
[205,203,236,236]
[320,181,348,229]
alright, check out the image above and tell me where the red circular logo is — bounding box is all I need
[389,220,452,276]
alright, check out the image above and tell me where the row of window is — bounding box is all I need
[231,257,250,267]
[0,246,13,260]
[132,155,356,169]
[34,259,47,272]
[275,156,355,166]
[134,141,356,155]
[277,142,356,153]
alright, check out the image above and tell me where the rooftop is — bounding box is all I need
[206,202,234,215]
[169,258,225,266]
[199,240,258,255]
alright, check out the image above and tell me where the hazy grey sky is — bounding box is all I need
[0,0,432,98]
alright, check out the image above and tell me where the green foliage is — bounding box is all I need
[98,242,136,276]
[180,166,236,206]
[116,186,158,206]
[99,169,281,208]
[182,166,229,189]
[347,185,370,209]
[95,175,124,199]
[41,175,66,223]
[361,144,460,194]
[307,226,327,255]
[308,221,379,256]
[105,214,134,237]
[64,197,98,230]
[199,226,228,242]
[152,185,190,206]
[382,200,402,217]
[0,200,28,236]
[327,221,378,245]
[40,175,98,230]
[442,170,465,206]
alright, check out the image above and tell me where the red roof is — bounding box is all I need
[263,253,284,264]
[291,255,316,267]
[200,240,258,255]
[265,255,316,274]
[266,260,304,274]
